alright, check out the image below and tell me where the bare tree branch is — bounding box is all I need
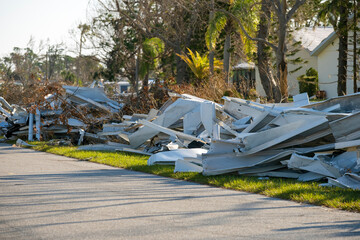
[287,0,307,22]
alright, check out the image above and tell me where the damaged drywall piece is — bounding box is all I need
[200,101,216,137]
[138,119,204,143]
[242,111,276,133]
[129,98,202,148]
[65,88,112,113]
[202,150,294,176]
[174,158,203,173]
[183,106,201,135]
[15,139,35,147]
[35,108,41,141]
[330,111,360,142]
[28,113,34,141]
[293,92,310,107]
[246,169,301,178]
[297,172,326,182]
[327,173,360,190]
[287,153,341,178]
[148,148,207,166]
[238,117,329,155]
[78,129,85,146]
[237,164,284,175]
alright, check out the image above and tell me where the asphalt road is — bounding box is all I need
[0,143,359,240]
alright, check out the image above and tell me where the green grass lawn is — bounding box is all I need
[27,142,360,213]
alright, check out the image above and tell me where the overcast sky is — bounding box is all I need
[0,0,92,57]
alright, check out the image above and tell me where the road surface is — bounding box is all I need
[0,143,359,239]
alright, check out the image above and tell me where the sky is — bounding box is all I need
[0,0,92,57]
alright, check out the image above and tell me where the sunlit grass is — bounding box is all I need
[28,141,360,212]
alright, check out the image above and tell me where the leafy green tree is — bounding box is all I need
[139,37,165,89]
[206,0,257,83]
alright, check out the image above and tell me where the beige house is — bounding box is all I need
[255,27,334,97]
[311,26,360,98]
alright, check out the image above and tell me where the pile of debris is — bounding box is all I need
[1,85,360,190]
[0,85,122,144]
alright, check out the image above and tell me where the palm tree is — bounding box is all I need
[205,0,256,84]
[139,37,165,90]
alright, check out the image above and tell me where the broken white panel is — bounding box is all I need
[327,173,360,190]
[15,139,35,147]
[65,88,111,113]
[207,139,241,155]
[0,105,11,118]
[273,127,332,150]
[200,102,216,137]
[63,85,119,106]
[335,139,360,150]
[78,129,85,146]
[138,119,203,143]
[293,92,309,107]
[116,148,153,156]
[35,108,41,141]
[239,117,328,155]
[302,92,360,113]
[0,97,14,112]
[68,118,86,127]
[298,172,326,182]
[326,151,360,174]
[174,158,203,173]
[183,106,201,135]
[288,153,341,178]
[223,100,247,119]
[329,111,360,142]
[247,169,301,179]
[322,104,341,112]
[129,98,202,148]
[103,123,127,132]
[212,124,221,140]
[202,150,294,176]
[242,111,276,133]
[237,164,284,175]
[148,148,207,166]
[232,116,251,130]
[215,119,238,137]
[146,109,159,120]
[28,113,34,141]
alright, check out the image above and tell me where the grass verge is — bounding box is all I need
[28,141,360,213]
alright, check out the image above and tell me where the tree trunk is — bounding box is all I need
[277,0,288,102]
[257,0,281,102]
[353,0,357,93]
[338,3,348,96]
[223,25,231,84]
[175,46,187,84]
[209,0,215,75]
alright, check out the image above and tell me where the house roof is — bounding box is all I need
[309,14,356,56]
[293,27,334,53]
[310,31,337,56]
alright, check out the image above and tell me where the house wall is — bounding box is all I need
[255,48,317,97]
[317,38,339,99]
[346,30,360,95]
